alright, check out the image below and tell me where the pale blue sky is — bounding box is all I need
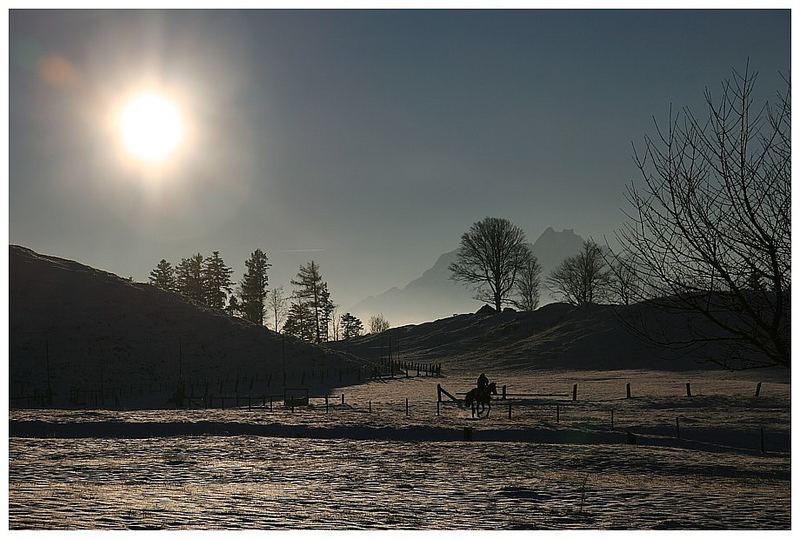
[10,10,791,311]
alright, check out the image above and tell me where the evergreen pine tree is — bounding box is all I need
[226,295,242,317]
[318,283,335,343]
[202,251,233,310]
[149,259,177,291]
[240,249,271,325]
[289,260,334,344]
[176,254,205,303]
[341,313,364,340]
[283,301,315,341]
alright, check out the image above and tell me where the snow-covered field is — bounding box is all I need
[9,436,789,529]
[9,369,790,529]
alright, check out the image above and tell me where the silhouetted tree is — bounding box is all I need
[511,249,542,311]
[606,253,640,306]
[176,254,205,303]
[547,240,612,306]
[341,313,364,340]
[226,295,242,318]
[202,251,233,310]
[330,306,341,341]
[449,217,529,312]
[283,301,315,341]
[290,261,334,343]
[318,283,335,342]
[369,314,390,334]
[149,259,177,292]
[615,64,790,368]
[267,286,288,333]
[240,249,271,325]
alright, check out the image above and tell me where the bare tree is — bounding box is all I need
[616,64,790,368]
[547,240,613,306]
[330,305,341,341]
[606,252,640,306]
[449,217,529,312]
[511,248,542,311]
[267,286,288,333]
[369,314,390,334]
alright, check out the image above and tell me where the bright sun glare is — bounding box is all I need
[120,93,183,162]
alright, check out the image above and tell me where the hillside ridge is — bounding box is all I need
[10,245,367,409]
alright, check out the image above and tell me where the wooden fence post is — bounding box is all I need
[760,426,765,453]
[437,400,440,416]
[626,383,631,399]
[755,382,762,397]
[572,384,578,401]
[341,393,345,405]
[508,402,512,419]
[502,385,507,400]
[686,383,692,397]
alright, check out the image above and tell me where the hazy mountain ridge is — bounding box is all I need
[351,227,586,325]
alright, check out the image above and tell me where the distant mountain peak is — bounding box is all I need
[350,226,586,326]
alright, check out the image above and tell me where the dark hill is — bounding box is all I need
[9,245,367,409]
[332,301,776,373]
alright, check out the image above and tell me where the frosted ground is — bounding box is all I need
[9,368,789,529]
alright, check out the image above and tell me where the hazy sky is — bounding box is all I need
[10,10,790,312]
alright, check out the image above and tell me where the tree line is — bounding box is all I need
[448,218,626,310]
[149,251,387,343]
[149,249,270,322]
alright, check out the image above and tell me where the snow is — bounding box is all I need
[9,435,789,528]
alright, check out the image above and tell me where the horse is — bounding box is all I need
[464,382,498,418]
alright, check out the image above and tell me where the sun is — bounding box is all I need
[119,93,183,162]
